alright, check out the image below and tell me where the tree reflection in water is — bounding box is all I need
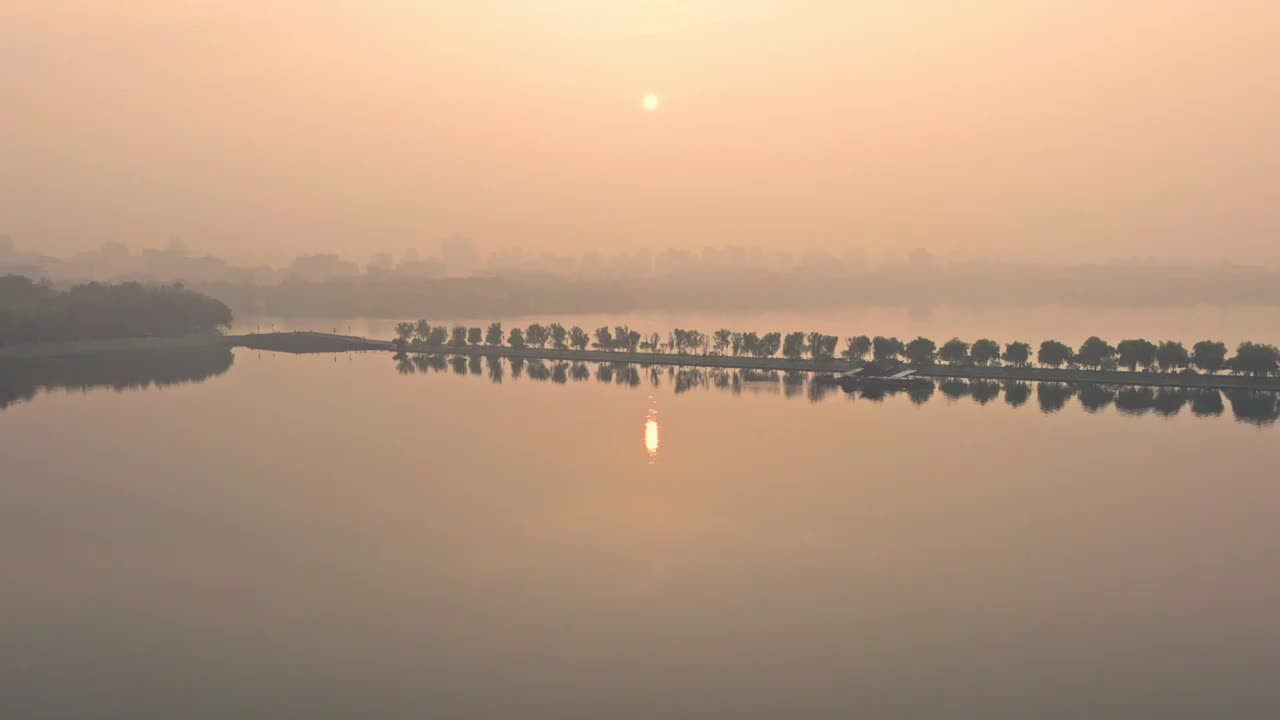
[939,379,970,400]
[392,354,1280,427]
[907,382,935,406]
[971,380,1001,405]
[1225,390,1280,427]
[1036,383,1076,413]
[1116,387,1156,415]
[0,347,235,411]
[1190,389,1224,417]
[1078,384,1116,413]
[1004,382,1032,408]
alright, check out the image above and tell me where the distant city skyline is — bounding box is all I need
[6,232,1277,289]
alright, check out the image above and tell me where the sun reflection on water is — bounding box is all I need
[644,401,660,461]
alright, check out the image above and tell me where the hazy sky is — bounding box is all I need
[3,1,1278,265]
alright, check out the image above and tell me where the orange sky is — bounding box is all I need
[2,1,1278,264]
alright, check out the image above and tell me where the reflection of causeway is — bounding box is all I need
[0,348,235,411]
[394,353,1280,426]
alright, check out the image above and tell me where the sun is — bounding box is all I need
[642,93,660,112]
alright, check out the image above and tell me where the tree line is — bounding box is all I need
[393,319,1280,377]
[0,275,233,347]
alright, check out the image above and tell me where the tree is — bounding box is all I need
[844,335,872,362]
[485,321,503,346]
[685,329,707,354]
[414,320,432,343]
[526,323,549,348]
[938,337,970,365]
[1002,341,1032,367]
[467,327,483,345]
[1075,336,1115,369]
[647,332,661,352]
[782,332,808,359]
[593,326,614,350]
[507,327,526,349]
[549,322,568,349]
[804,332,823,359]
[810,334,838,360]
[394,322,415,343]
[612,325,640,352]
[426,326,448,346]
[756,332,782,358]
[618,327,641,353]
[1230,341,1280,376]
[731,332,744,357]
[1155,341,1189,372]
[1191,340,1227,374]
[0,277,232,347]
[568,325,589,350]
[1116,339,1157,371]
[0,274,55,305]
[1134,341,1157,370]
[450,325,467,346]
[713,329,733,355]
[872,336,903,361]
[671,328,706,354]
[971,338,1000,366]
[1037,340,1073,368]
[904,336,937,365]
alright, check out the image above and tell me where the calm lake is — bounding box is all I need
[3,347,1279,718]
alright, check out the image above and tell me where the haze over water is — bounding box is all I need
[6,1,1280,716]
[3,348,1278,717]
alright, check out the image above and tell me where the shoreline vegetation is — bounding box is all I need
[382,320,1280,391]
[1,271,1276,393]
[4,343,1275,425]
[7,330,1277,392]
[0,275,233,348]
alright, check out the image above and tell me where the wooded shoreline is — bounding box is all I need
[3,331,1278,392]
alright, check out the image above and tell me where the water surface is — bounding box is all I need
[3,349,1278,718]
